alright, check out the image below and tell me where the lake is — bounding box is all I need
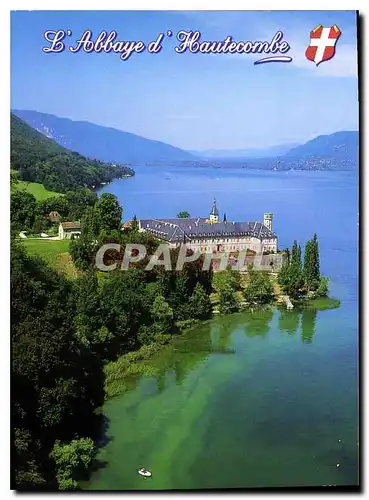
[87,166,359,489]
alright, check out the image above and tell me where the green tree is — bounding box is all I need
[282,264,304,297]
[213,269,241,294]
[291,240,302,268]
[32,215,50,235]
[11,170,19,187]
[151,295,174,331]
[50,438,95,491]
[311,233,321,287]
[69,235,95,271]
[177,211,190,218]
[93,193,122,235]
[11,190,36,231]
[11,242,104,490]
[316,276,329,297]
[65,189,98,219]
[131,214,139,231]
[219,286,238,314]
[303,234,321,291]
[278,241,304,298]
[36,196,69,219]
[189,283,212,319]
[243,270,274,304]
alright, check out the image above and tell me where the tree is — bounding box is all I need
[36,196,69,219]
[291,240,302,268]
[177,211,190,218]
[11,242,104,490]
[189,283,212,319]
[65,189,98,219]
[303,234,321,291]
[278,260,290,289]
[212,269,241,294]
[11,190,36,231]
[282,264,304,297]
[69,235,95,271]
[50,438,95,491]
[131,214,139,231]
[11,170,19,187]
[150,295,174,331]
[219,286,238,314]
[278,241,304,298]
[93,193,122,235]
[81,206,100,239]
[311,233,321,286]
[243,270,274,304]
[316,276,329,297]
[32,215,49,235]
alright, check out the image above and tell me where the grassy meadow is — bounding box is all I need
[12,179,63,201]
[22,239,78,278]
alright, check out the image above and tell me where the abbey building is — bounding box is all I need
[138,200,277,254]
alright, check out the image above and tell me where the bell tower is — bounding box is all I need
[264,212,273,231]
[209,198,219,223]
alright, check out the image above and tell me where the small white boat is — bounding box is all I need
[138,468,152,478]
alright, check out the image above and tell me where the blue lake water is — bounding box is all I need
[90,166,359,489]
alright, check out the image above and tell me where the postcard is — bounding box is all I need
[10,10,359,491]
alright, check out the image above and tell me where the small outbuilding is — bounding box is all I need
[49,211,62,223]
[58,221,81,240]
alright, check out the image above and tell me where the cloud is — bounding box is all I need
[287,39,358,78]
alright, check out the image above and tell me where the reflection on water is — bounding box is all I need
[87,298,359,490]
[121,301,336,400]
[279,307,300,336]
[301,308,317,344]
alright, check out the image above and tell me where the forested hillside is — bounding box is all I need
[11,193,214,490]
[13,110,197,164]
[10,114,134,193]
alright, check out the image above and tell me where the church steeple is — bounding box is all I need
[209,198,219,223]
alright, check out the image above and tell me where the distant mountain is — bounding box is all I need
[189,143,299,159]
[11,113,134,193]
[285,131,358,161]
[12,110,197,164]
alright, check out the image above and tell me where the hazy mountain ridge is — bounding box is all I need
[12,110,197,164]
[12,109,358,171]
[285,131,359,161]
[189,143,299,159]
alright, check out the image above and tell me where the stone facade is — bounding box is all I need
[138,200,278,255]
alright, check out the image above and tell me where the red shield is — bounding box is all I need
[305,24,341,66]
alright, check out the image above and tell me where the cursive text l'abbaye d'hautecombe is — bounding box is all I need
[42,29,292,63]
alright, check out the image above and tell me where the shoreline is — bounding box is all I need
[103,296,340,400]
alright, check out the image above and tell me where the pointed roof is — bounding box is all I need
[210,198,219,216]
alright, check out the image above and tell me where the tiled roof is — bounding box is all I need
[139,217,276,242]
[60,221,81,230]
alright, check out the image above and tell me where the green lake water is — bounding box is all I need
[87,303,358,490]
[88,168,358,490]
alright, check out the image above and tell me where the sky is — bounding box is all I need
[11,10,359,150]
